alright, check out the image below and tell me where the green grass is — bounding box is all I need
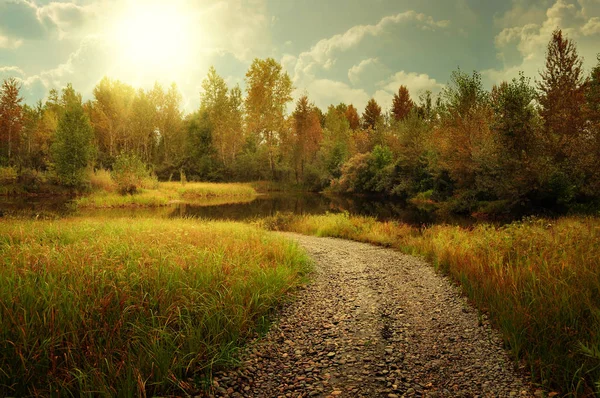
[0,217,310,396]
[75,182,258,208]
[260,212,600,395]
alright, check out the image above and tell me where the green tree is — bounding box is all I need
[51,86,95,187]
[245,58,293,179]
[490,73,541,203]
[184,110,218,180]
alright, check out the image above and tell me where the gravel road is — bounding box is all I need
[210,233,535,398]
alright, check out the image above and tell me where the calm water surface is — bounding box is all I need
[0,193,472,226]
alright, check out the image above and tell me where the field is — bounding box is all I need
[260,212,600,394]
[0,218,310,396]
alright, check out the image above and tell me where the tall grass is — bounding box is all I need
[260,212,600,395]
[76,182,258,208]
[0,218,310,396]
[160,182,257,199]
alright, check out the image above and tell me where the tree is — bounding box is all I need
[537,29,587,163]
[292,95,323,183]
[245,58,293,179]
[345,104,360,130]
[490,73,541,202]
[362,98,382,130]
[154,82,184,170]
[200,67,245,170]
[391,86,414,121]
[433,69,495,204]
[184,110,217,180]
[51,86,95,187]
[0,78,24,165]
[89,78,135,164]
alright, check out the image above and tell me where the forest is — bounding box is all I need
[1,28,599,216]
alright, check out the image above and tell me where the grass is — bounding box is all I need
[75,182,258,208]
[0,217,310,396]
[259,212,600,395]
[160,182,257,199]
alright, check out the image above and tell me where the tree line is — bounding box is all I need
[0,29,599,213]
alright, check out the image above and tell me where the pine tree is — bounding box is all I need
[51,89,95,187]
[362,98,382,130]
[391,86,414,121]
[537,29,586,162]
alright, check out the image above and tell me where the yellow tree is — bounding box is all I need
[245,58,293,179]
[292,95,322,182]
[0,78,24,165]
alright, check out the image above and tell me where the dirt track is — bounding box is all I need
[211,233,534,398]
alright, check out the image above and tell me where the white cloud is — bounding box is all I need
[582,16,600,35]
[0,66,25,76]
[0,35,23,49]
[290,10,450,85]
[305,79,370,111]
[483,0,600,86]
[348,58,381,85]
[378,71,445,100]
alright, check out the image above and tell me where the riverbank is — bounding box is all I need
[0,217,310,396]
[259,212,600,395]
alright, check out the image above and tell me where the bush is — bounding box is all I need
[112,153,152,195]
[0,166,17,184]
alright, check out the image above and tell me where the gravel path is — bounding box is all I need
[211,233,535,398]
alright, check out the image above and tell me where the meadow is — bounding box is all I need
[0,217,310,396]
[260,212,600,395]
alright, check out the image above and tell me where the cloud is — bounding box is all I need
[0,66,25,76]
[348,58,382,85]
[198,0,271,62]
[483,0,600,85]
[290,10,450,85]
[0,0,49,40]
[582,16,600,35]
[379,71,445,100]
[37,2,97,39]
[0,34,23,49]
[305,79,370,111]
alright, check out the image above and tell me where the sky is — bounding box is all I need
[0,0,599,114]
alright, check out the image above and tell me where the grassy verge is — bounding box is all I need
[259,212,600,395]
[75,182,257,208]
[0,218,310,396]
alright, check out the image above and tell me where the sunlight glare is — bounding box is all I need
[112,2,195,76]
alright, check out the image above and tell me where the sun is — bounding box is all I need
[111,2,194,76]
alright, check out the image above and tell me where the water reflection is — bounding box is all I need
[0,193,473,226]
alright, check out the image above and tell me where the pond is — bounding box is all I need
[0,192,472,226]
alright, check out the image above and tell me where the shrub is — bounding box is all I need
[112,153,151,195]
[0,166,17,184]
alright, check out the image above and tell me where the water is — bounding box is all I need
[0,193,471,226]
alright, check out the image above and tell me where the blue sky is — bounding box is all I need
[1,0,599,113]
